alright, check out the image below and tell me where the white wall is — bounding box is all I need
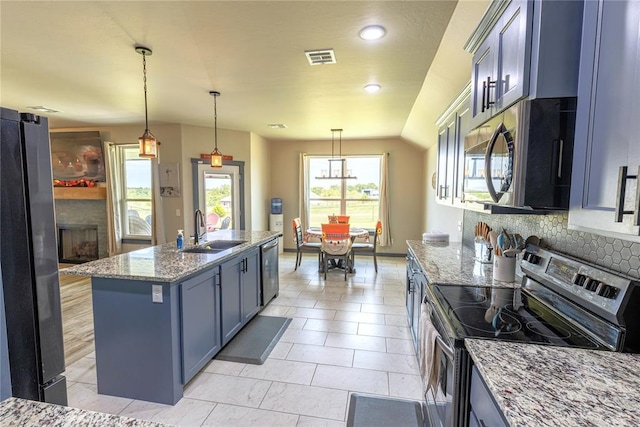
[249,132,271,231]
[179,125,252,235]
[269,136,425,255]
[424,147,463,242]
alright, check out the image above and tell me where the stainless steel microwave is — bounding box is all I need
[462,97,577,211]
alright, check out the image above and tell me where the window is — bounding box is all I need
[119,145,152,239]
[308,156,381,228]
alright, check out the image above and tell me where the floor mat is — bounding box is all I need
[215,315,291,364]
[347,393,427,427]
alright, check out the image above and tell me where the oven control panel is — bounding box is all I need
[520,247,637,321]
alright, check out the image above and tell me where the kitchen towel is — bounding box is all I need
[418,301,441,394]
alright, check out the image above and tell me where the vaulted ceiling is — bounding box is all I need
[1,1,487,146]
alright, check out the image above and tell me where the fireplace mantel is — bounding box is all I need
[53,187,106,200]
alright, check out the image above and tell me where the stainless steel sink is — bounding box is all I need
[181,247,225,254]
[181,240,246,254]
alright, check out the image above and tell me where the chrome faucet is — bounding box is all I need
[194,209,206,244]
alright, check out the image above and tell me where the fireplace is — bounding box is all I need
[57,224,99,264]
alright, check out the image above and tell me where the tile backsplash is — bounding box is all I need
[463,211,640,280]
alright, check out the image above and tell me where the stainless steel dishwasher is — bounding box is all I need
[260,238,279,306]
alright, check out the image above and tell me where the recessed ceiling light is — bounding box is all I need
[359,25,386,41]
[364,84,382,94]
[26,106,61,113]
[267,124,287,129]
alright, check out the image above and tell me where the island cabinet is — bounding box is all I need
[469,365,508,427]
[220,247,260,345]
[465,0,583,129]
[569,0,640,241]
[180,268,220,384]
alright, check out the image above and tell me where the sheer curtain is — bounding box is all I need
[378,152,392,246]
[298,153,310,229]
[151,158,166,245]
[104,142,122,255]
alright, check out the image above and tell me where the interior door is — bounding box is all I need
[195,163,241,231]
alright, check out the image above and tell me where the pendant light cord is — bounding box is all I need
[214,93,218,150]
[142,51,149,132]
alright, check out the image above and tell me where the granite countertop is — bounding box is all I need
[406,240,520,288]
[0,397,168,426]
[466,339,640,427]
[60,230,281,283]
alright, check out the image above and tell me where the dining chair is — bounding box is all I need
[336,215,350,224]
[350,220,382,273]
[293,218,321,271]
[321,223,352,280]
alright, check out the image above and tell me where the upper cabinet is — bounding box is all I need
[465,0,584,128]
[435,84,471,207]
[569,0,640,241]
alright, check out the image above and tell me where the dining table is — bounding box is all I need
[305,226,370,273]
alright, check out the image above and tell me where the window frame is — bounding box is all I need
[118,144,153,242]
[307,155,381,229]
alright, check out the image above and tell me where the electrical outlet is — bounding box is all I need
[457,221,462,232]
[176,209,181,217]
[152,284,163,303]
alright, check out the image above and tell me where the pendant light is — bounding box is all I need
[135,46,158,158]
[209,91,223,168]
[316,128,357,179]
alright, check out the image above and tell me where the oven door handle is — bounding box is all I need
[435,334,454,360]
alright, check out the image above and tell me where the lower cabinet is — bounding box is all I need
[469,365,508,427]
[180,268,221,384]
[220,247,260,346]
[406,253,426,351]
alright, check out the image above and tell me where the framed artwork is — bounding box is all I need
[50,131,105,182]
[159,163,181,197]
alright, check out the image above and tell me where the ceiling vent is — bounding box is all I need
[305,49,336,65]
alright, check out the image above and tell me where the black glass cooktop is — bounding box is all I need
[432,285,605,350]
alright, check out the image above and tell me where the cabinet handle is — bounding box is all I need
[614,166,640,225]
[482,76,496,113]
[481,80,487,113]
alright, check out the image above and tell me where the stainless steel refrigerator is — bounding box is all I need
[0,107,67,404]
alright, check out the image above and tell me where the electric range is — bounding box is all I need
[422,246,640,427]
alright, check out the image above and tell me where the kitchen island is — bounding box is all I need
[61,230,281,405]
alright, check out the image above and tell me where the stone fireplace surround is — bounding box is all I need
[54,199,108,260]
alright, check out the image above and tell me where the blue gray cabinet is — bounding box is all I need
[220,247,260,345]
[569,0,640,240]
[406,252,426,351]
[469,365,508,427]
[242,249,261,322]
[435,84,471,207]
[180,268,220,384]
[466,0,583,128]
[469,0,531,124]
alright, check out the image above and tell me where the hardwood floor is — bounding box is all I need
[58,268,94,366]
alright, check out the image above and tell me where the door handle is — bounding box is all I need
[614,166,640,225]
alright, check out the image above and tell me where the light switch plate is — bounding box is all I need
[152,284,163,303]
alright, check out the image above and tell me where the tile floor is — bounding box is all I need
[65,252,422,426]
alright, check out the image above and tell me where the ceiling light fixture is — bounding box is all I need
[267,124,287,129]
[26,106,61,113]
[209,91,223,168]
[364,83,382,94]
[316,128,357,180]
[359,25,386,40]
[135,46,158,158]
